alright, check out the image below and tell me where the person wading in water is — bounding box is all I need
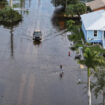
[59,65,64,78]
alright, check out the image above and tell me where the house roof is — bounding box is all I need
[81,10,105,30]
[86,0,105,10]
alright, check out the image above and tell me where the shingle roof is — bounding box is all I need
[81,10,105,30]
[86,0,105,10]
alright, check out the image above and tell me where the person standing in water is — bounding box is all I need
[68,51,70,56]
[59,65,64,78]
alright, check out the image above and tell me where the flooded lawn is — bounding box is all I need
[0,0,100,105]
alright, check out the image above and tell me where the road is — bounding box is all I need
[0,0,92,105]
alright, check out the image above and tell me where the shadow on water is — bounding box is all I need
[33,40,41,46]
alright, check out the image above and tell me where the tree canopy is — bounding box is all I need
[51,0,79,7]
[0,7,22,26]
[66,2,87,17]
[79,48,105,73]
[51,0,87,17]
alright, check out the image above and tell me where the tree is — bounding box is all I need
[51,0,79,7]
[74,2,87,17]
[92,69,105,105]
[0,7,22,26]
[66,20,75,30]
[67,22,84,51]
[0,0,8,9]
[66,2,87,17]
[79,48,105,105]
[66,4,75,17]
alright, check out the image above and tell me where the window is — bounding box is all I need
[94,30,97,37]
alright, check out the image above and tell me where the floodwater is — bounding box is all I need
[0,0,99,105]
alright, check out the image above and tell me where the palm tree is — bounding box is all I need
[79,48,105,105]
[92,69,105,105]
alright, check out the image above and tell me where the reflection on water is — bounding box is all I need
[33,40,41,46]
[10,26,14,57]
[59,71,64,79]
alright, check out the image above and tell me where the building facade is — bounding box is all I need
[81,10,105,48]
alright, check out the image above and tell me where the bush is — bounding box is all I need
[0,7,22,24]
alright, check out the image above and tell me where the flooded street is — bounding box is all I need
[0,0,98,105]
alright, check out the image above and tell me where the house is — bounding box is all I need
[80,10,105,48]
[86,0,105,11]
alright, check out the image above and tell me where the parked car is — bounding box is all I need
[75,54,81,60]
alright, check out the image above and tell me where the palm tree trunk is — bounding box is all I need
[103,91,105,105]
[88,68,91,105]
[10,0,13,8]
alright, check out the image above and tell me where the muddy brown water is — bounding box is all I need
[0,0,99,105]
